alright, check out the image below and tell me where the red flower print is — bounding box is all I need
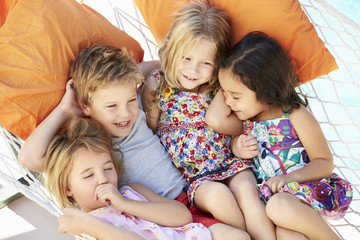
[197,136,205,144]
[172,117,178,122]
[168,102,174,108]
[211,153,217,159]
[183,104,188,108]
[224,149,229,154]
[191,95,199,101]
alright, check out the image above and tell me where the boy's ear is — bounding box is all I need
[80,103,91,116]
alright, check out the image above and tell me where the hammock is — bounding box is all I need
[0,0,359,239]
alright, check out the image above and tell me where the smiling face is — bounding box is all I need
[82,81,139,138]
[177,38,216,91]
[219,67,270,121]
[66,148,118,212]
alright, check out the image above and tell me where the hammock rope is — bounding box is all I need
[0,0,359,239]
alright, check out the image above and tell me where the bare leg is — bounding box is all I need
[227,169,276,240]
[266,192,340,240]
[194,181,246,230]
[208,223,250,240]
[276,227,309,240]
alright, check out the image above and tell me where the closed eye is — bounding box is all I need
[128,97,137,103]
[202,61,213,66]
[84,174,93,179]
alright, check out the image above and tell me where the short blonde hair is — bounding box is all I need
[158,0,232,90]
[70,45,144,107]
[44,117,123,209]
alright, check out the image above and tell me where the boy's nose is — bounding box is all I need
[117,106,131,118]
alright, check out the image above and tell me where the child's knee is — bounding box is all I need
[209,223,251,240]
[195,182,233,208]
[266,193,296,221]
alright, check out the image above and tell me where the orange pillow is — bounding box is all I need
[134,0,338,83]
[0,0,144,140]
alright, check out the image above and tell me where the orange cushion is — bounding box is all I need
[134,0,338,83]
[0,0,144,140]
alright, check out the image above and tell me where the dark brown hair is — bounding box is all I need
[220,31,307,112]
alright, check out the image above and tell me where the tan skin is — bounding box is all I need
[207,67,338,240]
[142,39,264,240]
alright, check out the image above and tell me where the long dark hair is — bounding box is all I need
[220,31,307,113]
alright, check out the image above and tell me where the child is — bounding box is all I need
[141,1,274,239]
[208,31,353,239]
[19,44,249,240]
[44,116,211,239]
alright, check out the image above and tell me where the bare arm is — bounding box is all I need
[58,208,143,240]
[265,106,334,192]
[206,90,243,135]
[287,106,334,181]
[18,80,82,172]
[141,75,160,133]
[117,183,192,227]
[137,60,160,77]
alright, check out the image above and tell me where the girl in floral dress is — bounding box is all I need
[44,117,211,240]
[208,31,353,240]
[142,1,276,239]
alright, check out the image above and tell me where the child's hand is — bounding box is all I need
[235,134,259,159]
[58,79,82,117]
[265,175,296,193]
[58,208,92,235]
[95,183,125,211]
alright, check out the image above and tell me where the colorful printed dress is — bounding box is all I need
[153,72,251,204]
[90,185,211,240]
[243,113,353,220]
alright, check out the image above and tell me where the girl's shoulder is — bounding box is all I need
[289,105,320,131]
[289,105,313,122]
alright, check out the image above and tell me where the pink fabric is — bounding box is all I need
[90,186,212,239]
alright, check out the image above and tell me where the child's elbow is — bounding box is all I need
[18,151,28,168]
[18,152,44,172]
[205,112,221,131]
[323,156,335,178]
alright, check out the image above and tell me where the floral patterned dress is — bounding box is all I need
[90,186,211,240]
[154,73,251,204]
[243,113,353,220]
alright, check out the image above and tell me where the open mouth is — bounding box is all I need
[114,121,130,128]
[183,74,198,81]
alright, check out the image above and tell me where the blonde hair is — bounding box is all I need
[158,0,232,90]
[70,45,144,107]
[44,117,123,209]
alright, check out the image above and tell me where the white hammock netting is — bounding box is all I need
[0,0,359,239]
